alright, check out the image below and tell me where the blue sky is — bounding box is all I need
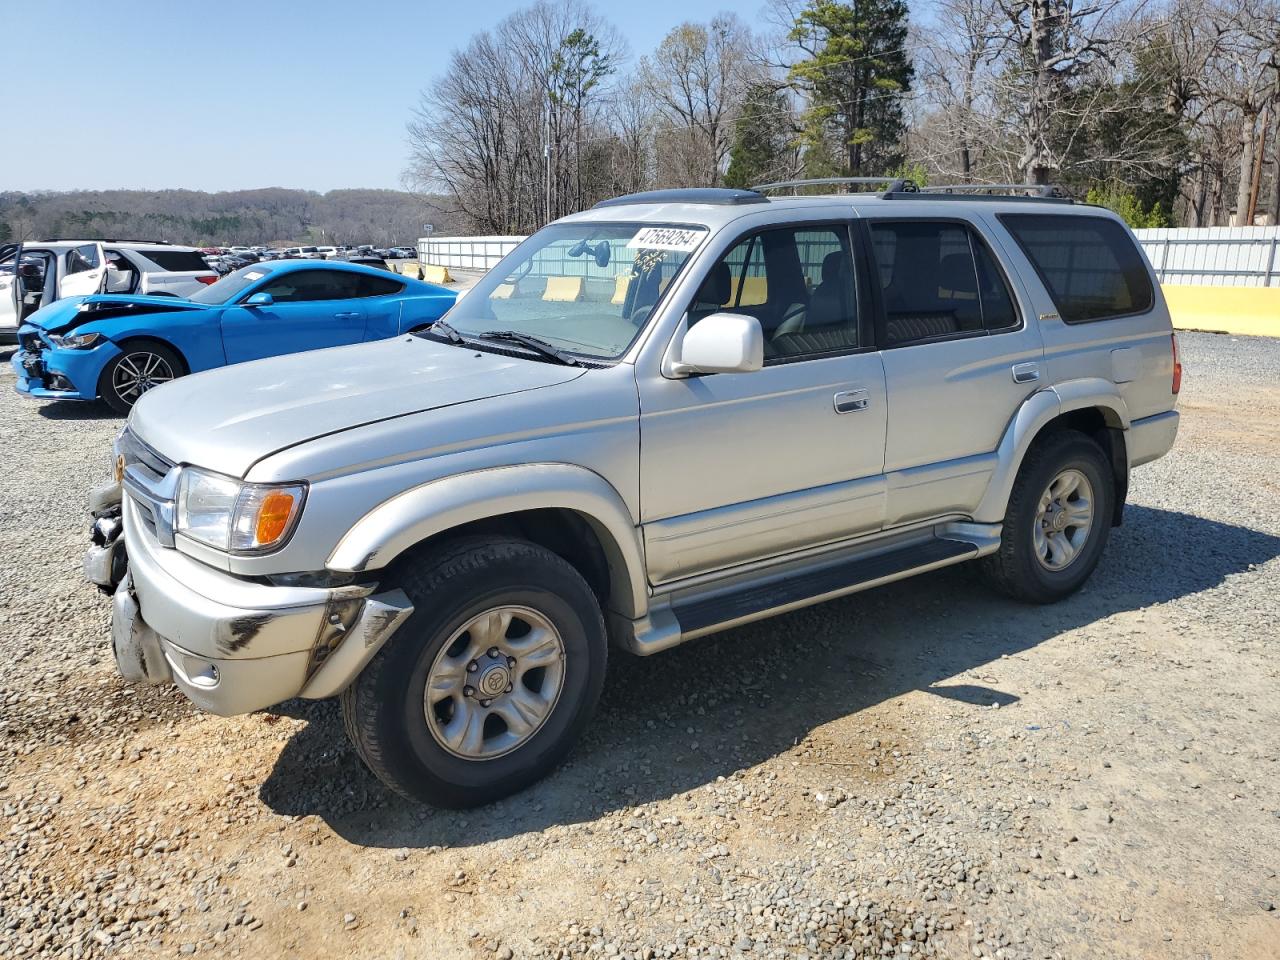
[3,0,749,194]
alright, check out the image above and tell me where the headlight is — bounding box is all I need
[176,467,306,553]
[49,331,104,349]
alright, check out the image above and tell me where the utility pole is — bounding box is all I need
[545,109,552,228]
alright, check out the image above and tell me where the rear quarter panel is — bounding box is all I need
[980,211,1176,424]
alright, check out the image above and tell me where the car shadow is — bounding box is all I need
[257,505,1280,849]
[36,401,122,421]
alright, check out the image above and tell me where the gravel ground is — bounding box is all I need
[0,332,1277,960]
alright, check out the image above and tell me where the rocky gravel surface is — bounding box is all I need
[1,332,1277,960]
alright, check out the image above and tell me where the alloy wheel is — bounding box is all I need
[423,605,566,760]
[112,351,175,404]
[1033,468,1095,571]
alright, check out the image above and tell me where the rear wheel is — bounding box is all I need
[981,430,1114,603]
[341,536,607,807]
[99,341,183,414]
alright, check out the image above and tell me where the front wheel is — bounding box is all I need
[341,536,608,807]
[98,342,183,414]
[980,430,1115,604]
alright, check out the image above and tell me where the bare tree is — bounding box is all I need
[638,15,756,186]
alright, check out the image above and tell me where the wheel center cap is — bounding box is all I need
[477,663,510,698]
[1050,506,1069,531]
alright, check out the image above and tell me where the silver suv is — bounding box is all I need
[84,180,1181,807]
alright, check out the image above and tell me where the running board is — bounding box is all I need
[662,537,977,644]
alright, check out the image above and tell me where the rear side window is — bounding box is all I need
[868,221,1018,346]
[356,274,404,297]
[999,214,1153,323]
[137,249,214,272]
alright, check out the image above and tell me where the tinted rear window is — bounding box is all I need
[357,274,403,297]
[137,250,213,272]
[999,214,1153,323]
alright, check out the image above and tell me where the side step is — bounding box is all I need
[671,537,976,636]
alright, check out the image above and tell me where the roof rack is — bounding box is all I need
[906,183,1073,203]
[593,188,768,208]
[42,237,173,244]
[752,176,919,196]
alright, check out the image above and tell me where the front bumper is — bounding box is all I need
[87,480,413,715]
[10,331,117,400]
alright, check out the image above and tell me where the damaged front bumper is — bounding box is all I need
[85,480,413,715]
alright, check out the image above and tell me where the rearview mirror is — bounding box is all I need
[671,312,763,375]
[244,292,274,307]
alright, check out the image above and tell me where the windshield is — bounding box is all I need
[186,264,270,304]
[441,222,708,361]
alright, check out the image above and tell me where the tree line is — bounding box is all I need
[0,188,462,247]
[406,0,1280,231]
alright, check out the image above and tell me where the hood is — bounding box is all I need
[129,336,587,478]
[27,294,207,334]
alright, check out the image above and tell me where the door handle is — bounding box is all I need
[833,388,870,414]
[1011,362,1040,384]
[333,311,361,319]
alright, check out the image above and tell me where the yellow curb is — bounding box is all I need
[1162,284,1280,337]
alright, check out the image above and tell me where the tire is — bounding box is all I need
[98,341,184,414]
[980,430,1115,604]
[341,536,608,807]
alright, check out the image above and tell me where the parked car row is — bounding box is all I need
[201,244,417,274]
[51,182,1179,808]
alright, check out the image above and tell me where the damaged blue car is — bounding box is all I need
[11,259,456,413]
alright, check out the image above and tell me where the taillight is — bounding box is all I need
[196,275,218,285]
[1171,333,1182,395]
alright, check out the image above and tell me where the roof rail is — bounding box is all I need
[42,237,174,244]
[752,176,919,195]
[912,183,1073,202]
[593,188,768,208]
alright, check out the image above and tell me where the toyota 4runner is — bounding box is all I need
[83,180,1181,807]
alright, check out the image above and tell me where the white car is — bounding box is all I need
[316,245,339,259]
[0,240,217,343]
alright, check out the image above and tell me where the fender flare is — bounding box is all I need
[326,463,649,618]
[973,379,1130,524]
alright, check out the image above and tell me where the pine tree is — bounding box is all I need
[724,84,795,189]
[787,0,913,178]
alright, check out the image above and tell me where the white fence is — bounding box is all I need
[422,227,1280,288]
[1134,227,1280,287]
[417,236,523,272]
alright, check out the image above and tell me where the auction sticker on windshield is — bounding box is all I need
[626,227,707,253]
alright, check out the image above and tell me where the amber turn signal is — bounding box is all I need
[255,490,297,546]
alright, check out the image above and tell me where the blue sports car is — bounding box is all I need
[11,259,457,413]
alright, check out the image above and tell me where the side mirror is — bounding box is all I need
[244,291,274,307]
[671,312,763,375]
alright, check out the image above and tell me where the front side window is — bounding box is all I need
[999,214,1153,323]
[869,221,1018,346]
[257,269,360,302]
[441,222,707,361]
[690,224,859,362]
[67,244,101,275]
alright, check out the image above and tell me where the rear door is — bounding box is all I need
[0,243,19,337]
[864,216,1045,526]
[58,243,109,298]
[219,268,368,363]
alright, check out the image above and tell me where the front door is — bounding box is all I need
[638,222,888,585]
[58,243,109,299]
[864,217,1046,526]
[0,243,19,337]
[219,268,368,363]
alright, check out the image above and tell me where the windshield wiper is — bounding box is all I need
[477,330,581,366]
[418,319,465,344]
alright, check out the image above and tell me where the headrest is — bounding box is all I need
[697,261,731,306]
[938,253,978,298]
[821,250,845,284]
